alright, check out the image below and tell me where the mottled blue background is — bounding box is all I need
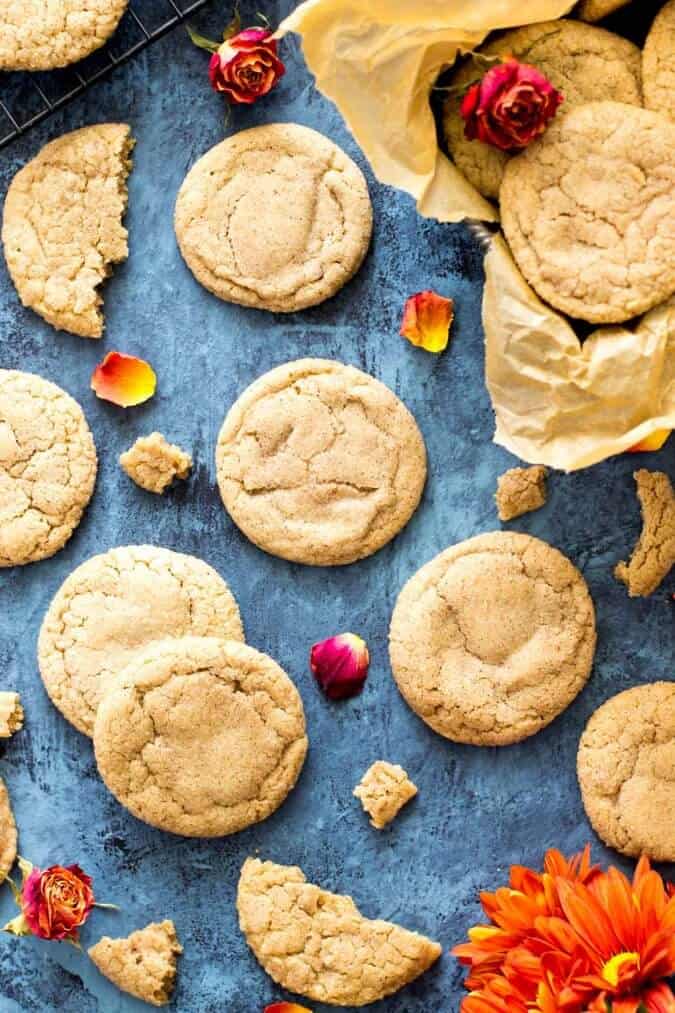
[0,2,673,1011]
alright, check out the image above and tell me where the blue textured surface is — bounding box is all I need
[0,2,674,1011]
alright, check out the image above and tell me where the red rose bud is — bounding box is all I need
[310,633,370,701]
[401,290,454,353]
[264,1004,313,1013]
[22,864,94,942]
[209,27,285,104]
[460,59,563,151]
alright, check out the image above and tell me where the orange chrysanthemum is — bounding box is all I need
[453,850,675,1013]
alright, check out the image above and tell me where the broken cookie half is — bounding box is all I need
[237,857,441,1007]
[2,123,134,339]
[615,470,675,597]
[88,920,182,1007]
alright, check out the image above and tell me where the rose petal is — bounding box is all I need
[264,1004,313,1013]
[628,429,671,453]
[91,352,157,407]
[401,290,454,353]
[310,633,370,701]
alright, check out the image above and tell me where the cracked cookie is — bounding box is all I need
[237,857,441,1006]
[501,102,675,324]
[643,0,675,122]
[0,369,97,567]
[38,545,244,738]
[88,920,182,1006]
[216,359,427,566]
[578,682,675,861]
[614,469,675,597]
[496,465,548,522]
[120,432,192,494]
[576,0,630,21]
[0,776,17,884]
[93,637,308,837]
[443,20,641,200]
[353,760,417,829]
[389,531,596,746]
[0,692,23,738]
[174,123,372,312]
[2,124,133,338]
[0,0,128,71]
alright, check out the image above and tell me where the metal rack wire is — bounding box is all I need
[0,0,213,150]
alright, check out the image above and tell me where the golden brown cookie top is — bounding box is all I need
[120,432,192,495]
[576,0,630,21]
[0,776,17,885]
[615,470,675,597]
[578,682,675,861]
[0,0,128,71]
[93,637,308,837]
[495,465,547,522]
[643,0,675,122]
[88,920,182,1007]
[0,370,97,567]
[389,531,596,746]
[237,857,441,1006]
[353,760,418,829]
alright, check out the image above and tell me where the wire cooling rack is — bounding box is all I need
[0,0,212,151]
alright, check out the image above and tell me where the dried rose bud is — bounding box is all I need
[461,59,563,151]
[310,633,370,701]
[401,290,454,353]
[209,28,285,104]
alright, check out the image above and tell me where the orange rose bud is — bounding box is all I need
[264,1004,313,1013]
[628,429,671,453]
[21,863,94,942]
[310,633,370,701]
[401,290,454,353]
[91,351,157,407]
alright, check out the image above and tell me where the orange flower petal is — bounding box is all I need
[264,1004,313,1013]
[628,429,671,453]
[400,290,454,353]
[91,351,157,407]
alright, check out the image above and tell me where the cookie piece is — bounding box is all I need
[353,761,417,830]
[0,776,17,884]
[237,858,441,1006]
[175,123,372,313]
[495,465,547,522]
[643,0,675,122]
[216,359,427,566]
[38,545,244,737]
[0,693,23,738]
[0,1,127,71]
[614,470,675,597]
[389,531,596,746]
[120,433,192,495]
[2,124,133,338]
[443,20,641,200]
[576,0,630,21]
[88,920,181,1006]
[0,370,97,567]
[578,682,675,860]
[94,637,308,837]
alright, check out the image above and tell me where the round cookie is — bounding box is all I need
[216,359,427,566]
[174,123,372,313]
[577,682,675,861]
[93,637,308,837]
[643,0,675,122]
[389,531,596,746]
[2,124,133,338]
[0,370,97,567]
[38,545,244,737]
[500,101,675,324]
[443,20,642,200]
[0,776,17,884]
[0,0,128,71]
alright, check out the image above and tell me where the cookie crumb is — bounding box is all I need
[88,920,182,1007]
[495,465,547,522]
[354,760,417,829]
[0,693,23,738]
[120,432,192,495]
[614,470,675,597]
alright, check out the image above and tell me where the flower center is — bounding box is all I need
[601,952,640,988]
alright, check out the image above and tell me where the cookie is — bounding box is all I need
[0,1,128,71]
[577,682,675,861]
[443,20,642,200]
[0,776,17,884]
[174,123,372,313]
[0,692,23,738]
[237,858,441,1006]
[88,920,182,1006]
[389,531,596,746]
[576,0,630,21]
[93,637,308,837]
[2,124,133,338]
[495,465,547,522]
[0,370,97,567]
[120,433,192,495]
[643,0,675,122]
[38,545,244,737]
[353,761,417,830]
[614,470,675,597]
[216,359,427,566]
[501,102,675,324]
